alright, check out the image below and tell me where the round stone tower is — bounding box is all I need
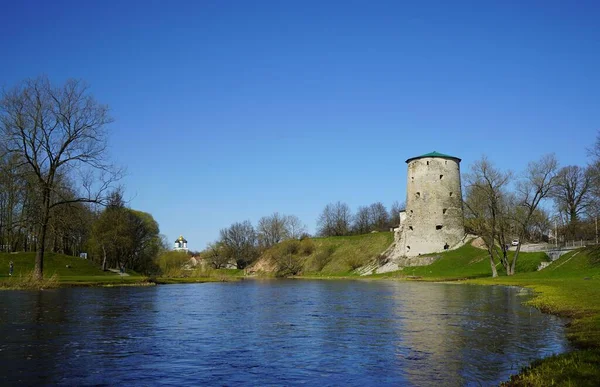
[401,151,464,257]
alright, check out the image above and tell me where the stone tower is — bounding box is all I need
[396,151,465,257]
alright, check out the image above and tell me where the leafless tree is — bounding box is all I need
[389,201,404,228]
[220,220,258,269]
[258,212,288,248]
[550,165,592,238]
[353,206,371,234]
[511,154,558,274]
[464,156,512,277]
[205,241,230,269]
[369,202,389,231]
[317,201,352,237]
[284,214,307,239]
[0,76,122,279]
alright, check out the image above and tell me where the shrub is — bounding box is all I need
[345,253,364,271]
[0,271,60,289]
[281,240,300,256]
[313,245,335,271]
[300,239,316,256]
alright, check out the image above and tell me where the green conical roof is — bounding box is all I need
[405,151,461,163]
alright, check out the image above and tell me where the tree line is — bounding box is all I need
[0,76,166,279]
[204,201,404,270]
[464,133,600,277]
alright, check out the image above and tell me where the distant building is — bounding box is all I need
[174,235,188,252]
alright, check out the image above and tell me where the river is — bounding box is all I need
[0,280,569,386]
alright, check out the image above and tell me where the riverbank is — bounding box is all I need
[464,248,600,386]
[364,245,600,386]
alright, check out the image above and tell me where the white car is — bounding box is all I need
[511,239,520,246]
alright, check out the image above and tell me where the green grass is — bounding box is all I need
[410,246,600,386]
[303,232,394,274]
[372,243,550,280]
[0,252,148,287]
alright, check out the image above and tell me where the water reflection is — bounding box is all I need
[0,281,569,386]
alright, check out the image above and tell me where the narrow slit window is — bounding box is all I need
[443,208,447,214]
[407,246,411,251]
[416,192,421,198]
[409,226,413,231]
[436,225,443,230]
[449,192,453,197]
[444,243,449,250]
[440,174,443,180]
[427,161,430,165]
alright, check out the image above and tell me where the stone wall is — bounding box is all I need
[392,156,465,259]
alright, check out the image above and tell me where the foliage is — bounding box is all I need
[0,76,121,279]
[154,250,190,277]
[89,192,161,274]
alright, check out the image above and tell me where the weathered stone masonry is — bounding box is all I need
[393,151,465,258]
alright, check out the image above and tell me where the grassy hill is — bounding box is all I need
[252,232,394,276]
[0,252,147,287]
[375,243,550,280]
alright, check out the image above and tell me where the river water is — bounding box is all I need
[0,280,569,386]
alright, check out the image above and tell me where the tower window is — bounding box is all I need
[443,208,447,214]
[444,243,449,250]
[449,192,453,197]
[427,161,430,165]
[409,226,413,231]
[416,192,421,198]
[440,175,443,180]
[436,225,443,230]
[407,246,411,251]
[410,210,413,214]
[411,176,414,182]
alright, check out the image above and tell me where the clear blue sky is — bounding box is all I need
[1,0,598,250]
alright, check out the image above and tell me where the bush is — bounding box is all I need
[313,245,335,271]
[345,253,364,271]
[281,240,300,256]
[300,239,315,256]
[155,251,190,276]
[0,271,59,289]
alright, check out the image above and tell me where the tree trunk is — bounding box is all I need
[489,251,498,278]
[509,245,521,276]
[34,189,51,281]
[34,219,48,280]
[102,245,107,271]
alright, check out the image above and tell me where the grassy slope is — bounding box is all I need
[309,232,395,274]
[0,252,147,286]
[253,232,395,276]
[374,243,550,280]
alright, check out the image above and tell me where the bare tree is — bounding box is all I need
[205,241,230,269]
[550,165,592,238]
[389,201,404,228]
[0,76,121,279]
[220,220,258,269]
[285,215,306,239]
[257,212,288,248]
[353,206,372,234]
[369,202,389,231]
[317,201,352,237]
[511,154,558,274]
[464,157,512,278]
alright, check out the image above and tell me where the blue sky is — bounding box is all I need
[1,0,598,249]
